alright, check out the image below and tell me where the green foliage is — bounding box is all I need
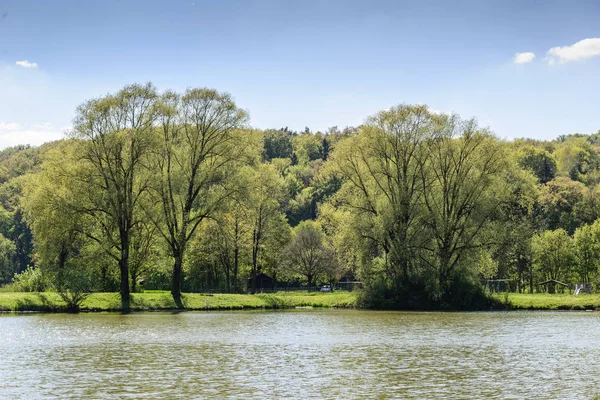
[327,105,510,306]
[8,266,48,292]
[532,229,575,292]
[554,138,599,183]
[518,146,557,183]
[54,266,94,312]
[573,220,600,283]
[5,86,600,310]
[283,220,336,285]
[262,129,294,161]
[0,233,17,284]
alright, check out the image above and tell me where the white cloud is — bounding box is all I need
[546,38,600,64]
[15,60,38,69]
[0,121,22,131]
[0,121,65,149]
[513,52,535,64]
[428,107,445,115]
[412,103,452,117]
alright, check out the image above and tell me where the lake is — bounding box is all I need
[1,310,599,399]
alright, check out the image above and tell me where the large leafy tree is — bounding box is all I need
[517,145,557,184]
[573,220,600,283]
[328,104,435,288]
[421,117,509,297]
[0,233,16,284]
[246,163,287,293]
[283,221,336,286]
[532,229,575,293]
[72,83,159,311]
[262,129,294,161]
[147,88,249,304]
[536,176,586,233]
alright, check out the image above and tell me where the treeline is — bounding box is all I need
[1,83,600,310]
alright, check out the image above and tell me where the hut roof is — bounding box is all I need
[536,279,569,287]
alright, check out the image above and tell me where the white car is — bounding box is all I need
[320,285,332,292]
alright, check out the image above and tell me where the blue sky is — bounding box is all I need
[0,0,599,148]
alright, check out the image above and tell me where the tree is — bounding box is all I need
[72,83,159,311]
[246,164,287,293]
[189,207,250,293]
[147,88,249,304]
[554,137,599,183]
[573,221,600,283]
[532,229,575,293]
[420,116,509,298]
[128,218,160,293]
[283,221,336,286]
[0,233,16,284]
[257,213,292,282]
[536,176,586,233]
[262,129,293,161]
[489,163,539,293]
[328,104,436,288]
[293,133,322,164]
[518,146,556,184]
[21,143,100,310]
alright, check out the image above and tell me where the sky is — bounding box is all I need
[0,0,599,149]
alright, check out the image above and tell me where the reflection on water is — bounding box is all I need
[1,310,599,399]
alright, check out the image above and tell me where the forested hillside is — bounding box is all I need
[1,83,600,310]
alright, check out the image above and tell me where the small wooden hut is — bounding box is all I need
[248,272,275,291]
[536,279,569,294]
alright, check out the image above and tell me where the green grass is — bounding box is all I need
[0,290,358,313]
[7,290,598,313]
[493,292,600,310]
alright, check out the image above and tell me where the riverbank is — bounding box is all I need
[0,291,358,313]
[493,293,600,310]
[4,291,600,313]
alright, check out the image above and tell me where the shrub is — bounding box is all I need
[52,267,94,312]
[9,266,49,292]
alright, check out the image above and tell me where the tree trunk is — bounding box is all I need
[233,244,239,293]
[225,263,231,292]
[172,251,184,308]
[251,241,258,294]
[251,215,262,294]
[438,249,451,299]
[517,257,523,294]
[131,273,137,293]
[119,255,130,312]
[529,262,533,294]
[233,219,239,293]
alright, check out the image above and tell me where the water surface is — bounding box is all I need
[1,310,599,399]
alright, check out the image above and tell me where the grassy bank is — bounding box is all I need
[5,291,600,313]
[0,290,358,313]
[493,293,600,310]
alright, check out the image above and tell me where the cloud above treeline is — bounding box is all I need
[546,38,600,64]
[15,60,38,68]
[0,121,65,149]
[513,52,535,64]
[513,37,600,65]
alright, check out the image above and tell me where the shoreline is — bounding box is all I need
[2,291,600,314]
[0,291,357,314]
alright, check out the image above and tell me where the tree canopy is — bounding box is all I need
[1,83,600,310]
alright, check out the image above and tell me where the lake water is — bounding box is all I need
[1,310,599,399]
